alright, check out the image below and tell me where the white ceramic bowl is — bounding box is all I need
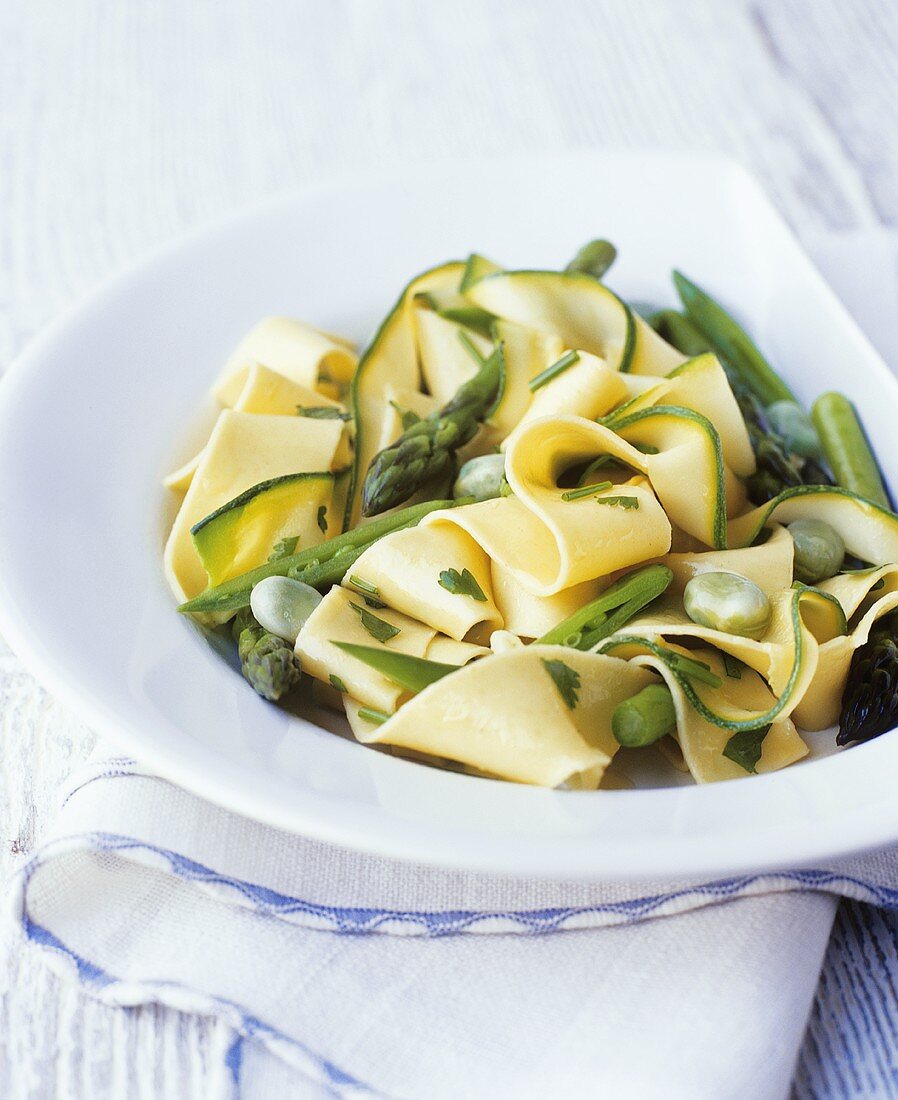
[2,151,897,880]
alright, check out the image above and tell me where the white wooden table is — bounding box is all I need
[2,1,897,1094]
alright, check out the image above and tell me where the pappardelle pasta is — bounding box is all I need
[166,242,898,789]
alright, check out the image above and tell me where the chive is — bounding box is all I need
[458,330,486,366]
[561,480,613,502]
[577,455,614,485]
[529,350,580,392]
[662,650,723,688]
[358,706,391,726]
[329,674,348,693]
[349,575,379,596]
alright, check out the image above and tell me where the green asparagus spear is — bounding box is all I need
[536,564,672,649]
[838,612,898,745]
[232,609,302,701]
[565,239,617,281]
[612,682,676,747]
[646,309,712,357]
[811,392,891,509]
[361,344,504,517]
[180,498,457,617]
[673,271,797,406]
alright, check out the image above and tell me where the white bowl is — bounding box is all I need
[2,151,897,880]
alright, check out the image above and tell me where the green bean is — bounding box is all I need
[788,519,845,584]
[683,572,771,639]
[672,271,796,406]
[565,239,617,281]
[811,392,890,508]
[536,564,672,649]
[612,683,677,747]
[646,309,713,357]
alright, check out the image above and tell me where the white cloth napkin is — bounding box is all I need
[8,232,898,1100]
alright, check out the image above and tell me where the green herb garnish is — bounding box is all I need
[317,506,328,534]
[349,575,379,596]
[349,603,400,643]
[438,568,487,601]
[662,650,723,688]
[529,350,580,392]
[722,726,770,773]
[723,653,744,680]
[268,535,300,562]
[357,706,391,726]
[329,674,348,693]
[458,330,486,366]
[594,495,640,510]
[296,405,351,421]
[389,400,422,431]
[561,480,613,502]
[335,642,459,693]
[541,658,581,709]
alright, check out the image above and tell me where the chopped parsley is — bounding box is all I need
[268,535,299,562]
[541,658,581,709]
[349,602,400,643]
[594,495,639,510]
[722,726,770,773]
[438,567,487,601]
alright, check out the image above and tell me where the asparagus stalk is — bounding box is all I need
[361,344,503,517]
[180,498,457,617]
[673,271,797,406]
[565,239,617,281]
[536,564,672,649]
[646,309,712,357]
[812,392,891,509]
[838,612,898,745]
[232,609,302,701]
[612,683,676,747]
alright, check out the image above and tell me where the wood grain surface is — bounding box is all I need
[2,1,897,1095]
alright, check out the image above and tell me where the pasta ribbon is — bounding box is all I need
[164,411,344,600]
[213,317,357,406]
[295,586,486,712]
[625,645,808,783]
[796,566,898,730]
[348,645,655,788]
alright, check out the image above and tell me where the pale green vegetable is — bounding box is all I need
[250,575,323,644]
[765,400,821,460]
[612,683,677,747]
[452,453,506,502]
[788,519,845,584]
[683,572,771,639]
